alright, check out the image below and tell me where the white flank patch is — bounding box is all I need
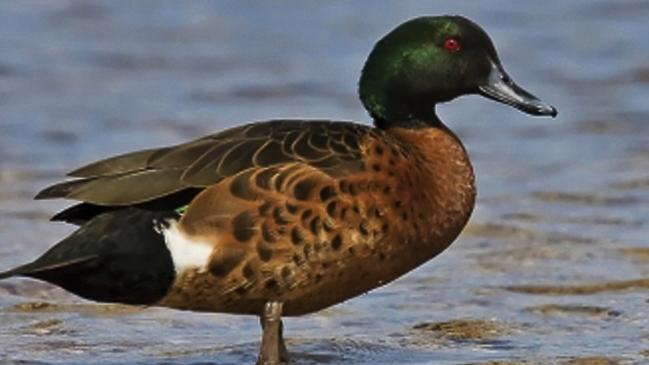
[159,220,213,274]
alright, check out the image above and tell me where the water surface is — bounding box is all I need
[1,1,648,364]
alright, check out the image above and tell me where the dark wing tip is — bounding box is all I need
[34,178,94,200]
[34,182,69,200]
[50,203,110,225]
[67,147,166,178]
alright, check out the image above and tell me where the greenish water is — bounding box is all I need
[1,1,648,364]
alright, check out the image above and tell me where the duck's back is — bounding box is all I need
[37,120,376,224]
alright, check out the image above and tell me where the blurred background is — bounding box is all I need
[0,1,648,364]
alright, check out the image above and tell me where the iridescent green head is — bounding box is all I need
[359,16,557,126]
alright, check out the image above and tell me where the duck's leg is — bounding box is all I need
[257,301,289,365]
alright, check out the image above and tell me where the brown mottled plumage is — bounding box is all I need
[158,125,475,316]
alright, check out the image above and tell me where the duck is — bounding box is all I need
[0,15,556,364]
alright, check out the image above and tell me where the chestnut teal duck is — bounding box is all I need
[0,15,556,364]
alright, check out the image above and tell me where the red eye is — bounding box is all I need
[443,37,461,53]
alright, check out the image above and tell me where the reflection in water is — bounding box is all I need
[0,1,648,364]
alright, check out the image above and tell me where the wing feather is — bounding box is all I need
[68,148,168,178]
[38,120,374,211]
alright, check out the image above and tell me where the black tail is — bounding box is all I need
[0,208,179,305]
[0,266,25,280]
[0,256,98,280]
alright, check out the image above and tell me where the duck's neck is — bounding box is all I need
[372,106,442,130]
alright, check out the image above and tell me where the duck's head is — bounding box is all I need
[359,15,557,127]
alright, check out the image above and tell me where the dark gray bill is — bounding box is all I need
[478,60,557,117]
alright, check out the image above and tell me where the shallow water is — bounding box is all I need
[0,1,648,364]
